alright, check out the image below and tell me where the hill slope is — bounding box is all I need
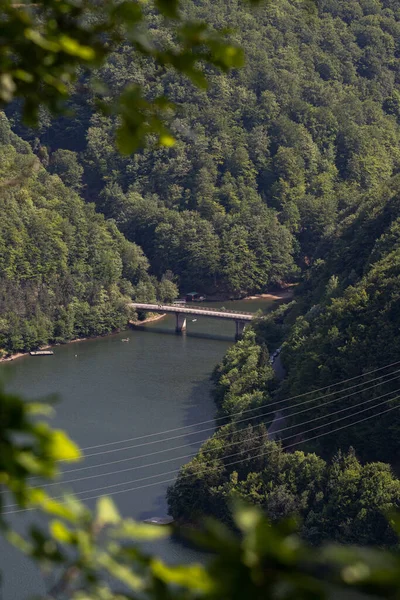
[9,0,400,293]
[0,114,157,356]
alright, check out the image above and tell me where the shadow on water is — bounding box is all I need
[131,325,232,343]
[181,377,216,434]
[139,493,169,521]
[138,376,217,522]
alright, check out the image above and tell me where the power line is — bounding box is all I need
[78,361,400,451]
[66,368,400,462]
[78,359,400,453]
[7,392,399,508]
[46,393,400,500]
[33,382,400,492]
[5,400,400,516]
[36,369,399,481]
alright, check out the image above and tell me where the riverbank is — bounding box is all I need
[243,287,295,302]
[0,336,95,364]
[203,285,295,303]
[0,313,169,364]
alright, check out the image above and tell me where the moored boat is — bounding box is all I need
[143,517,174,526]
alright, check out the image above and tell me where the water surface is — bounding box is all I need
[0,297,276,598]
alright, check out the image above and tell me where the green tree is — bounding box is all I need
[49,149,83,191]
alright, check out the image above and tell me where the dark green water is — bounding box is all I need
[0,298,275,598]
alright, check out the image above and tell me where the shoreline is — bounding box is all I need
[242,288,295,302]
[0,335,105,364]
[204,284,296,303]
[0,314,168,364]
[0,290,290,364]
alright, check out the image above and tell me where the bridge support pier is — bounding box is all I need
[175,313,187,334]
[235,320,246,340]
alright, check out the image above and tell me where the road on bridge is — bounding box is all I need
[129,303,254,321]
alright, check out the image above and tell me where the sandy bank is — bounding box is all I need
[243,287,295,302]
[130,313,167,326]
[0,351,28,364]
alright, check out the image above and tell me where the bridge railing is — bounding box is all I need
[130,303,253,317]
[165,304,253,316]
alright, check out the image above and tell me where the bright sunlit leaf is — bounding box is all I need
[58,35,96,60]
[159,134,175,147]
[50,520,75,544]
[112,518,170,540]
[48,430,81,462]
[96,497,121,527]
[151,559,215,592]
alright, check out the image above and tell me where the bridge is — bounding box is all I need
[129,303,254,339]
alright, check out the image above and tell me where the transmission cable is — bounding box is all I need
[7,391,399,508]
[78,359,400,453]
[69,368,400,461]
[42,392,400,500]
[5,399,400,515]
[45,368,400,477]
[35,381,400,490]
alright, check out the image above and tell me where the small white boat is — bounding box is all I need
[192,319,197,322]
[143,517,174,525]
[121,338,130,342]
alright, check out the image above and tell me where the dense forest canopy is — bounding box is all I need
[8,0,400,293]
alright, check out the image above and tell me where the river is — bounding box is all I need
[0,298,278,599]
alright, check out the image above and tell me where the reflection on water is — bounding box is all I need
[133,324,233,343]
[0,297,276,599]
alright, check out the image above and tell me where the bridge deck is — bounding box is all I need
[129,303,254,321]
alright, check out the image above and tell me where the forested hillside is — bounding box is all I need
[168,155,400,543]
[0,114,162,356]
[9,0,400,293]
[167,327,400,546]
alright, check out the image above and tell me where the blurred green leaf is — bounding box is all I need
[50,520,75,544]
[17,452,47,475]
[41,495,82,522]
[151,559,215,592]
[47,429,81,462]
[112,518,170,540]
[97,553,144,590]
[96,497,121,527]
[26,403,55,417]
[58,36,96,61]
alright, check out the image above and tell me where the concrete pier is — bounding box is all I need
[235,320,246,340]
[175,313,187,333]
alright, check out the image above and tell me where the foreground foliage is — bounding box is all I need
[2,380,400,600]
[2,382,400,599]
[0,0,250,152]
